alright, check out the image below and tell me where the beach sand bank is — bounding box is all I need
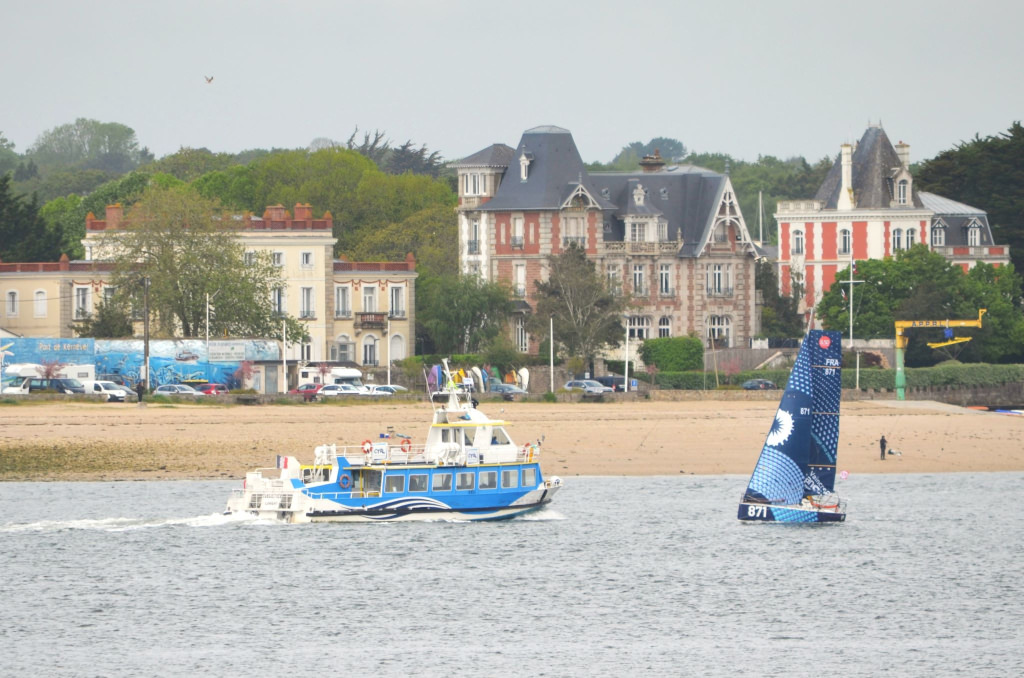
[1,399,1022,481]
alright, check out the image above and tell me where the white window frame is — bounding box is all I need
[362,336,378,366]
[967,226,980,247]
[300,251,314,269]
[708,315,731,347]
[892,228,903,251]
[793,230,804,255]
[334,285,351,317]
[300,287,315,319]
[244,251,255,266]
[272,251,284,267]
[514,264,526,298]
[932,227,945,247]
[632,265,646,296]
[272,287,285,315]
[34,290,47,317]
[606,265,620,294]
[515,316,527,352]
[897,180,908,205]
[659,316,671,338]
[74,287,90,319]
[839,228,851,255]
[389,286,405,318]
[659,264,671,295]
[362,286,377,313]
[628,316,651,339]
[512,217,524,248]
[6,290,18,316]
[630,222,646,242]
[906,228,916,247]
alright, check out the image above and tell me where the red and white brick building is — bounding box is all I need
[776,125,1009,321]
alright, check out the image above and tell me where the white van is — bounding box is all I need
[81,380,132,402]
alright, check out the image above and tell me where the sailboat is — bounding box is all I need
[738,330,846,523]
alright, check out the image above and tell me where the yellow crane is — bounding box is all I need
[894,309,986,400]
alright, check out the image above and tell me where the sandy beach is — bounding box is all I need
[2,397,1022,481]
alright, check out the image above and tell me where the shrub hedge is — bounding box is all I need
[647,363,1024,390]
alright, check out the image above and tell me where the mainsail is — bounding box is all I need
[743,330,842,505]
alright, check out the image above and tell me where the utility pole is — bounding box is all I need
[839,259,864,389]
[206,289,220,380]
[143,277,151,392]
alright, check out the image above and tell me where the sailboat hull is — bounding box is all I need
[738,500,846,523]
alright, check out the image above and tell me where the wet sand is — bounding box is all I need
[1,399,1022,481]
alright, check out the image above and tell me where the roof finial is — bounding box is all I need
[578,172,583,185]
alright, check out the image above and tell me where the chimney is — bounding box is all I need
[837,144,854,210]
[294,203,313,221]
[639,149,666,173]
[264,205,287,221]
[105,203,124,229]
[895,141,910,169]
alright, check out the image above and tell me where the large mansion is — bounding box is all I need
[776,125,1010,319]
[452,125,762,354]
[1,203,416,368]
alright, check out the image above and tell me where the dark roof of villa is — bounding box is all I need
[815,126,924,209]
[448,143,515,169]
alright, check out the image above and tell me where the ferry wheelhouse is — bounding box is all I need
[225,378,561,522]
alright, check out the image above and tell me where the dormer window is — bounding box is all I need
[659,187,668,201]
[932,226,945,247]
[966,221,980,246]
[519,151,532,181]
[633,184,645,207]
[897,179,908,205]
[600,187,610,199]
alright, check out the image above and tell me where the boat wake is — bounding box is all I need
[0,512,271,534]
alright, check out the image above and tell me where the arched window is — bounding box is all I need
[362,335,380,366]
[892,228,903,251]
[906,228,916,246]
[792,230,804,255]
[6,290,18,316]
[839,228,851,255]
[389,334,406,361]
[627,316,651,339]
[707,315,731,348]
[34,290,47,317]
[332,334,354,363]
[659,316,671,338]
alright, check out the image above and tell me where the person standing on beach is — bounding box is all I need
[880,435,887,461]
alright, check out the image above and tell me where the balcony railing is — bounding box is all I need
[604,241,679,254]
[74,309,91,320]
[562,236,586,249]
[300,310,316,319]
[335,308,352,319]
[355,312,387,330]
[467,240,480,254]
[659,287,675,297]
[631,286,649,298]
[706,287,734,298]
[510,235,524,248]
[388,309,406,319]
[513,285,527,298]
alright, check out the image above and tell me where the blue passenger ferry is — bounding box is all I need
[225,370,562,523]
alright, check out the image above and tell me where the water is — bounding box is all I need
[1,474,1021,677]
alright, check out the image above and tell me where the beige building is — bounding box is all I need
[2,203,417,370]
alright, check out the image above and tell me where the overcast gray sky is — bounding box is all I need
[3,0,1022,166]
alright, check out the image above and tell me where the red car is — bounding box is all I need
[288,383,323,401]
[195,383,229,395]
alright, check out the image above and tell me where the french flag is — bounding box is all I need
[276,455,288,469]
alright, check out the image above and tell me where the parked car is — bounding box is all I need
[491,383,527,400]
[361,385,397,396]
[742,379,778,390]
[319,383,363,397]
[82,380,131,402]
[288,383,323,400]
[152,384,205,396]
[564,379,614,395]
[2,377,86,395]
[195,383,229,395]
[594,375,626,392]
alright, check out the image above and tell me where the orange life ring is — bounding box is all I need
[811,500,838,509]
[361,440,373,454]
[339,474,351,489]
[401,438,412,454]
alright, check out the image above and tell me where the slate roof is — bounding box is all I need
[919,192,998,247]
[814,126,924,209]
[477,126,616,212]
[589,166,727,257]
[448,143,515,169]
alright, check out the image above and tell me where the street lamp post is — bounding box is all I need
[206,290,221,380]
[143,276,150,393]
[623,316,630,394]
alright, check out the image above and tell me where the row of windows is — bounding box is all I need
[790,224,980,256]
[329,333,405,364]
[625,315,732,344]
[4,287,114,319]
[245,250,316,268]
[379,467,537,494]
[268,285,407,318]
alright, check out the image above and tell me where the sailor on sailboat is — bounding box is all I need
[738,330,847,523]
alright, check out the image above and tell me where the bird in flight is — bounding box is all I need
[205,76,214,84]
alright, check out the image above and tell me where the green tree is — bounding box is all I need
[916,122,1024,272]
[27,118,152,173]
[417,275,514,353]
[817,247,1024,365]
[640,335,704,371]
[106,184,307,343]
[349,204,456,280]
[0,131,17,174]
[527,245,628,363]
[73,300,134,338]
[755,259,804,337]
[0,174,56,261]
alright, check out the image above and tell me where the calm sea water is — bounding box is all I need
[1,474,1021,677]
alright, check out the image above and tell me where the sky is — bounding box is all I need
[3,0,1022,167]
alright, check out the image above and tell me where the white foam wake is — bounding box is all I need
[0,511,277,533]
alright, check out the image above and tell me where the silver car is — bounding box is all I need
[564,379,614,395]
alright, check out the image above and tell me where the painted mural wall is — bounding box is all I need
[0,338,280,388]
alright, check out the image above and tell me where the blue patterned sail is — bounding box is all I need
[743,330,842,505]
